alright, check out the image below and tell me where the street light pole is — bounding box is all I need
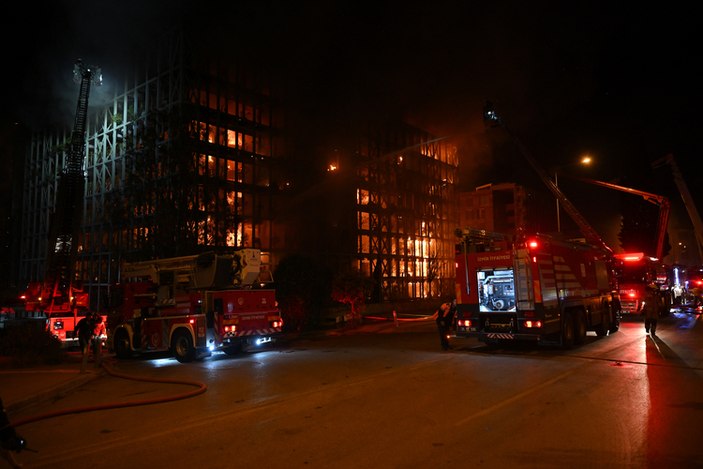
[554,155,591,234]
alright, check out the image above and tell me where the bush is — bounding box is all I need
[0,320,66,367]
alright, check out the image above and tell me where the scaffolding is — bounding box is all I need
[18,29,459,310]
[19,28,285,311]
[354,124,458,301]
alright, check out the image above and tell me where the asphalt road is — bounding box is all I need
[7,312,703,469]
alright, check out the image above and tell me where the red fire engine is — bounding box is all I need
[110,249,283,363]
[20,281,108,347]
[453,228,620,347]
[612,252,666,314]
[576,178,672,315]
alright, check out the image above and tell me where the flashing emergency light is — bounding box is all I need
[615,252,645,262]
[524,320,542,328]
[527,239,539,249]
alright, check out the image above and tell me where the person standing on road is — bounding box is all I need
[643,283,660,336]
[91,313,107,367]
[435,299,456,350]
[76,313,95,373]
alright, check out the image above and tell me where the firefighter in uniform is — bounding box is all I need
[435,299,456,350]
[92,312,107,367]
[76,313,95,373]
[643,283,660,335]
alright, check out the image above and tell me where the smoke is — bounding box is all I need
[5,1,700,216]
[5,0,189,129]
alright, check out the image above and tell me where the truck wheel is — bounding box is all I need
[113,330,132,359]
[172,330,196,363]
[595,310,610,337]
[560,312,575,348]
[574,311,587,344]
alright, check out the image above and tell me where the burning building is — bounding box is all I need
[17,26,459,310]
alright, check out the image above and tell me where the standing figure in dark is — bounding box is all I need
[76,312,95,372]
[643,283,660,335]
[92,313,107,367]
[435,299,456,350]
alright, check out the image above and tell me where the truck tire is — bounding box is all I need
[574,311,587,344]
[113,330,132,359]
[172,329,196,363]
[594,313,609,337]
[560,312,575,349]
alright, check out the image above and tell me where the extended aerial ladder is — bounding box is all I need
[482,102,613,254]
[575,178,670,260]
[42,59,102,314]
[652,154,703,263]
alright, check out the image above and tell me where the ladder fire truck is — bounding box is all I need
[576,178,671,314]
[110,249,283,363]
[452,103,620,347]
[653,154,703,263]
[653,154,703,308]
[20,60,105,347]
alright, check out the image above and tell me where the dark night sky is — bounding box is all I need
[2,1,701,256]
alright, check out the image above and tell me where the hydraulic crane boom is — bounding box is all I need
[652,154,703,262]
[483,102,612,254]
[43,59,102,313]
[575,178,670,260]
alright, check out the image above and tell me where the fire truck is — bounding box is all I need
[459,103,619,347]
[576,177,672,315]
[109,249,283,363]
[612,252,667,314]
[453,228,620,347]
[20,60,105,347]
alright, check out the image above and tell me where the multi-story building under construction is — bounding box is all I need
[17,28,459,311]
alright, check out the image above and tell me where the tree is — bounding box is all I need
[331,270,373,326]
[273,254,332,332]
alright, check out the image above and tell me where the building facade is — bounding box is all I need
[457,182,526,235]
[17,29,459,310]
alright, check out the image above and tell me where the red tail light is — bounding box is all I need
[457,319,472,327]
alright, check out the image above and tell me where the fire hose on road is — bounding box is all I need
[8,359,208,429]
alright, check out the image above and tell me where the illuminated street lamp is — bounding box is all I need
[555,155,592,233]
